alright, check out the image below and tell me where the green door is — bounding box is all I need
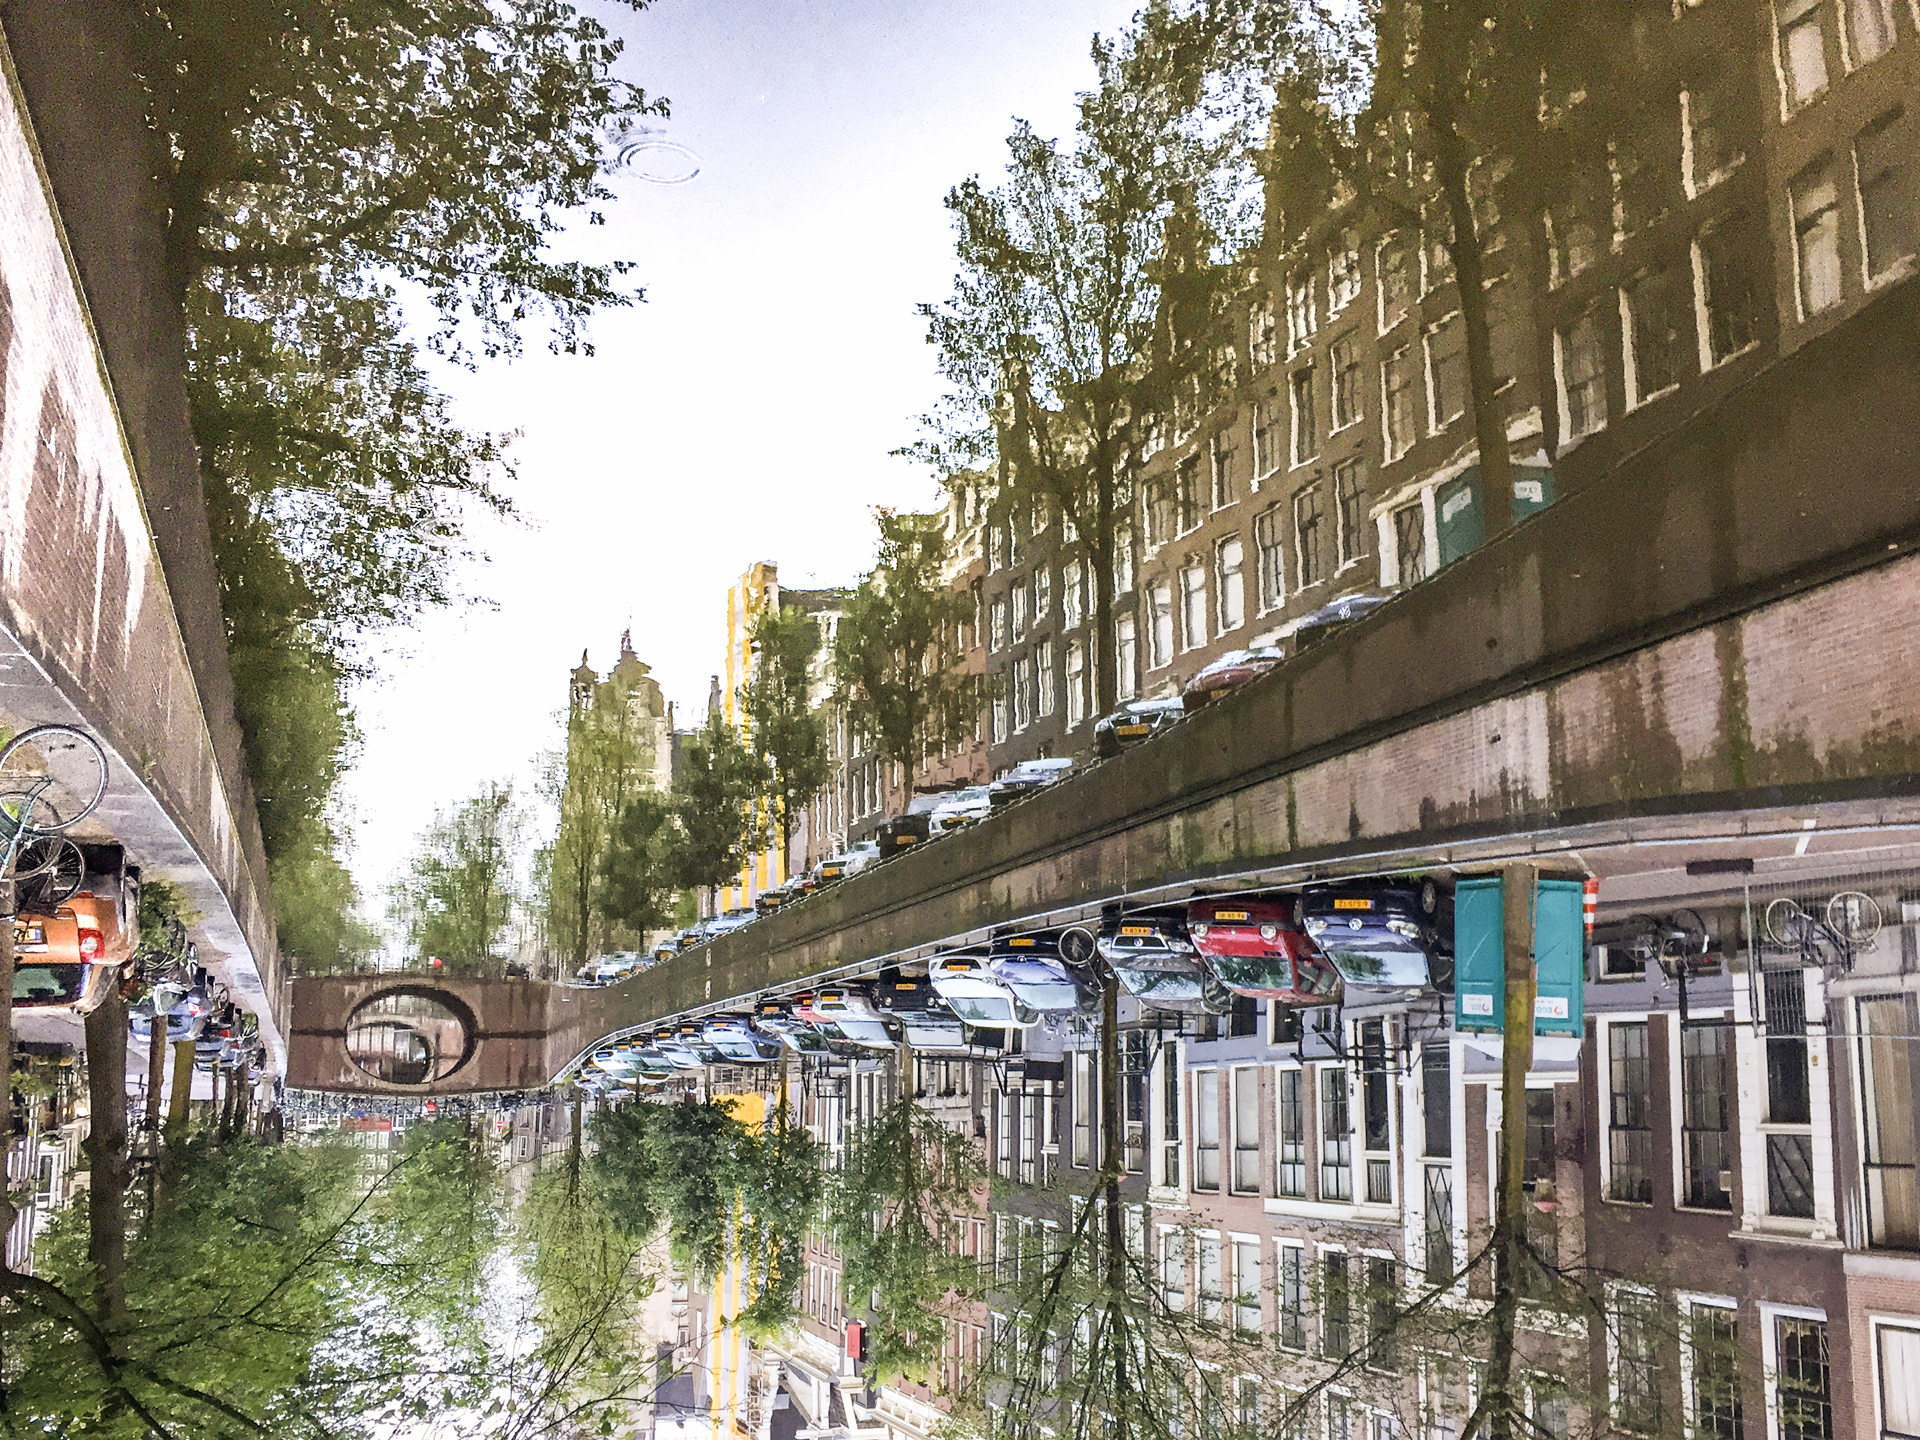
[1435,465,1558,566]
[1453,877,1505,1033]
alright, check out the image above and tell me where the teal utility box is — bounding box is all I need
[1452,874,1587,1038]
[1435,464,1557,566]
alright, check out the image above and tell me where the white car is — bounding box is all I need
[927,954,1041,1029]
[705,907,758,937]
[813,840,882,885]
[930,785,993,834]
[808,988,897,1050]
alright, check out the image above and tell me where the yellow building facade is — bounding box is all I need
[719,562,782,912]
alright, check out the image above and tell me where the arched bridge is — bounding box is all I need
[285,279,1920,1095]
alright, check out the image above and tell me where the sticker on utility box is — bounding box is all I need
[1460,993,1495,1016]
[1534,995,1570,1020]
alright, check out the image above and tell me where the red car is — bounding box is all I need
[1182,646,1284,707]
[1187,894,1343,1005]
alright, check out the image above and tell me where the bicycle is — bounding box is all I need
[1598,909,1713,977]
[1761,891,1882,972]
[0,723,108,916]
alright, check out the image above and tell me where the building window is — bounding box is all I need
[1114,523,1134,596]
[1294,486,1325,590]
[1696,216,1763,367]
[1193,1069,1220,1191]
[1688,1303,1743,1440]
[1393,503,1427,587]
[1198,1234,1224,1325]
[1321,1252,1351,1356]
[1765,968,1817,1218]
[1011,584,1028,643]
[1425,318,1466,432]
[1680,1025,1734,1210]
[1359,1020,1393,1203]
[1330,233,1361,312]
[1608,1021,1654,1203]
[1684,80,1744,198]
[1177,456,1204,533]
[1334,460,1367,569]
[1072,1052,1094,1167]
[1773,1315,1832,1440]
[1777,0,1830,108]
[987,521,1005,572]
[1161,1229,1187,1310]
[1856,994,1919,1249]
[1211,433,1239,510]
[1217,536,1246,632]
[1614,130,1670,242]
[1844,0,1894,67]
[1424,1164,1453,1280]
[1062,559,1084,630]
[1291,368,1319,465]
[1558,309,1608,441]
[1278,1068,1307,1197]
[1548,194,1604,286]
[1147,581,1174,670]
[1116,613,1138,700]
[1033,566,1051,620]
[1234,1239,1262,1337]
[1231,1067,1261,1193]
[1011,655,1031,731]
[1321,1068,1352,1201]
[1614,1288,1664,1433]
[1161,1048,1182,1188]
[1180,562,1208,651]
[991,692,1009,744]
[1251,298,1278,368]
[1144,475,1174,551]
[1288,271,1316,350]
[1857,111,1918,283]
[1623,267,1684,406]
[1278,1245,1307,1349]
[1423,216,1455,292]
[1065,641,1088,727]
[1365,1258,1399,1371]
[990,597,1008,651]
[1255,507,1286,613]
[1036,638,1056,717]
[1383,347,1417,459]
[1793,159,1844,317]
[1377,234,1411,331]
[1876,1325,1920,1440]
[1330,336,1362,431]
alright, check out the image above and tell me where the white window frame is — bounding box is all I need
[1678,1291,1741,1440]
[1760,1304,1831,1440]
[1870,1316,1920,1440]
[1424,315,1466,434]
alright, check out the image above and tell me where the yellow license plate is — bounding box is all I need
[897,835,917,845]
[823,866,843,875]
[896,983,917,990]
[1333,898,1373,910]
[1120,925,1152,936]
[1116,723,1149,735]
[1215,910,1249,921]
[1009,937,1034,947]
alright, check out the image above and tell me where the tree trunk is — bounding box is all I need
[1485,863,1538,1440]
[82,984,130,1337]
[567,1085,584,1199]
[1433,75,1516,542]
[1091,426,1121,717]
[143,1011,166,1136]
[165,1038,194,1142]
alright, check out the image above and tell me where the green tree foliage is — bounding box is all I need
[389,782,525,973]
[743,606,833,869]
[828,1086,987,1383]
[542,666,673,967]
[914,21,1260,714]
[733,1096,825,1340]
[598,789,679,940]
[122,1,661,949]
[832,511,983,770]
[668,713,764,896]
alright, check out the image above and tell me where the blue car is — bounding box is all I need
[984,931,1100,1017]
[1300,878,1454,991]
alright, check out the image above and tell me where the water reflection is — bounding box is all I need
[344,990,471,1085]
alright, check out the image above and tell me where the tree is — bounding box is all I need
[833,510,983,772]
[914,21,1259,715]
[598,789,679,940]
[743,606,833,872]
[828,1068,988,1383]
[389,781,525,973]
[108,1,662,954]
[669,712,764,899]
[733,1081,825,1339]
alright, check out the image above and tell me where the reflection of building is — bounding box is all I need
[3,1046,85,1272]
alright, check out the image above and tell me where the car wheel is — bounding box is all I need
[1058,926,1097,968]
[1419,877,1440,916]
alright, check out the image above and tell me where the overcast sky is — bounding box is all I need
[343,0,1139,902]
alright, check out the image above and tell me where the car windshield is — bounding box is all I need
[944,994,1014,1024]
[836,1019,893,1046]
[1321,942,1430,989]
[14,964,82,1004]
[1116,968,1205,1002]
[1205,953,1295,991]
[1001,977,1084,1011]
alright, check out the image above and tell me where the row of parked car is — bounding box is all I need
[579,874,1455,1087]
[129,978,262,1073]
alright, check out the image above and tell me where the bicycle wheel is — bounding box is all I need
[0,725,107,832]
[1827,891,1882,947]
[13,837,83,912]
[1763,897,1810,949]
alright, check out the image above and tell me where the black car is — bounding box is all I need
[1095,910,1233,1016]
[877,790,953,855]
[1299,877,1454,991]
[987,758,1076,808]
[1291,592,1394,651]
[1092,698,1186,758]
